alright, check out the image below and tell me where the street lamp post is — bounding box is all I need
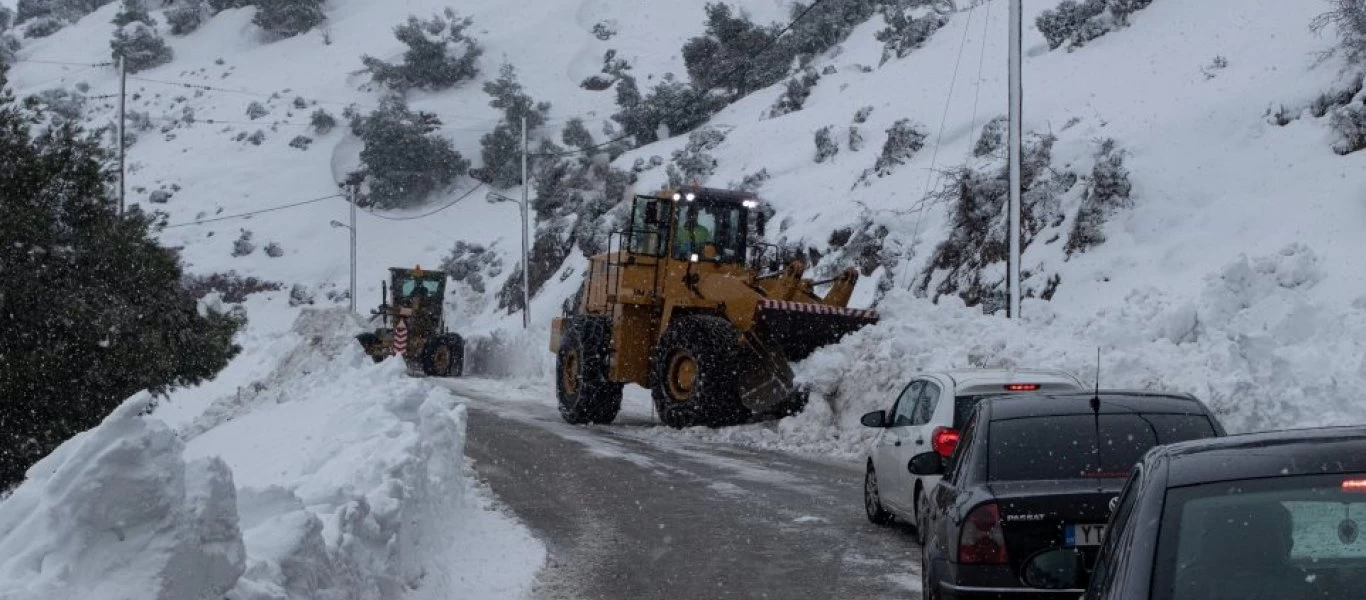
[330,213,356,313]
[487,190,532,330]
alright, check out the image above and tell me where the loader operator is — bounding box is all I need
[674,210,713,259]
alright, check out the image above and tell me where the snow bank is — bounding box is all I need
[0,394,244,600]
[663,245,1366,460]
[0,309,543,599]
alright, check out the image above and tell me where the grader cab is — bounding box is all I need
[550,187,879,428]
[357,266,465,377]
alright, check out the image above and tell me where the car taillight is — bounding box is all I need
[1004,383,1040,391]
[932,426,960,457]
[959,502,1009,564]
[1344,479,1366,492]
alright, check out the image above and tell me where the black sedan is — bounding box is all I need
[1077,425,1366,600]
[914,391,1225,599]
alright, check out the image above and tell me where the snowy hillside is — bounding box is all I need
[4,0,1365,486]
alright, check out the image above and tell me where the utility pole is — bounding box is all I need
[117,54,126,216]
[520,116,530,330]
[1007,0,1022,319]
[332,182,359,313]
[348,182,358,314]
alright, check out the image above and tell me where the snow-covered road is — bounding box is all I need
[440,378,922,599]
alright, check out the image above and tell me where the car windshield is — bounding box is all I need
[988,413,1215,481]
[1155,473,1366,600]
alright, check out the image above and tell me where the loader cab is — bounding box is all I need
[628,189,752,264]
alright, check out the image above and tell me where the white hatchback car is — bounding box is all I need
[859,368,1085,543]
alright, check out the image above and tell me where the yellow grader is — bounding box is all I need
[357,266,464,377]
[549,187,879,428]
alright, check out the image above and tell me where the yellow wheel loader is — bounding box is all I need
[357,266,465,377]
[549,187,879,428]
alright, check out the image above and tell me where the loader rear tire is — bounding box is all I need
[651,315,749,428]
[557,316,622,425]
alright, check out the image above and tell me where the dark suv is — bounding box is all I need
[914,391,1225,599]
[1078,426,1366,600]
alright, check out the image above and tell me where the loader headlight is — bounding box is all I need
[672,193,682,201]
[685,193,696,201]
[742,199,759,209]
[689,253,700,263]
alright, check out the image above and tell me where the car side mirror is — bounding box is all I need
[1021,548,1086,590]
[908,452,945,476]
[860,410,887,428]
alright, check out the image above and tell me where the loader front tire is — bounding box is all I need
[652,315,748,428]
[557,316,622,425]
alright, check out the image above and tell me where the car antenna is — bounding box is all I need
[1090,347,1104,491]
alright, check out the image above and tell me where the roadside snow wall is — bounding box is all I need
[787,244,1366,457]
[0,308,476,600]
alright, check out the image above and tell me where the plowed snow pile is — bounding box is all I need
[0,308,543,600]
[655,245,1366,459]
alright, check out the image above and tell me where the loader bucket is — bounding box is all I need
[753,299,879,362]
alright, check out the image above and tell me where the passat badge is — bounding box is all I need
[1109,496,1120,512]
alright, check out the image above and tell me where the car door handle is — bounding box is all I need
[915,439,924,445]
[894,440,902,447]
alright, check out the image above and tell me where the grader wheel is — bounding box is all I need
[421,334,464,377]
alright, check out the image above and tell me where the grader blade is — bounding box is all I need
[753,299,879,362]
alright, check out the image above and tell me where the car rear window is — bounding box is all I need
[988,413,1216,481]
[1155,473,1366,600]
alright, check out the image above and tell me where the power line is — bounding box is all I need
[907,3,979,246]
[360,181,487,221]
[13,58,112,67]
[162,193,343,228]
[125,74,548,128]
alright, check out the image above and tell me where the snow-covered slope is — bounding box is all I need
[5,0,1364,458]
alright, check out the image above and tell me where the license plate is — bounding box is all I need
[1065,524,1107,547]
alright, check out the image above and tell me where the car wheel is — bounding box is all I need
[864,464,893,525]
[921,549,940,600]
[915,488,930,547]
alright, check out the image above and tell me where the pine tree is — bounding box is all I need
[0,65,241,489]
[362,10,482,91]
[110,21,173,73]
[349,96,470,208]
[252,0,324,38]
[111,0,150,27]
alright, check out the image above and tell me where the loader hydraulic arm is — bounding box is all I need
[817,268,860,308]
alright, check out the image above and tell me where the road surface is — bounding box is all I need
[440,378,923,600]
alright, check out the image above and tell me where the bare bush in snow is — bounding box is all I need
[814,125,839,163]
[1330,103,1366,155]
[309,108,336,134]
[974,115,1008,157]
[855,119,927,186]
[876,6,947,64]
[1065,139,1133,255]
[768,67,820,118]
[1312,0,1366,62]
[1036,0,1151,51]
[245,101,268,120]
[231,230,255,256]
